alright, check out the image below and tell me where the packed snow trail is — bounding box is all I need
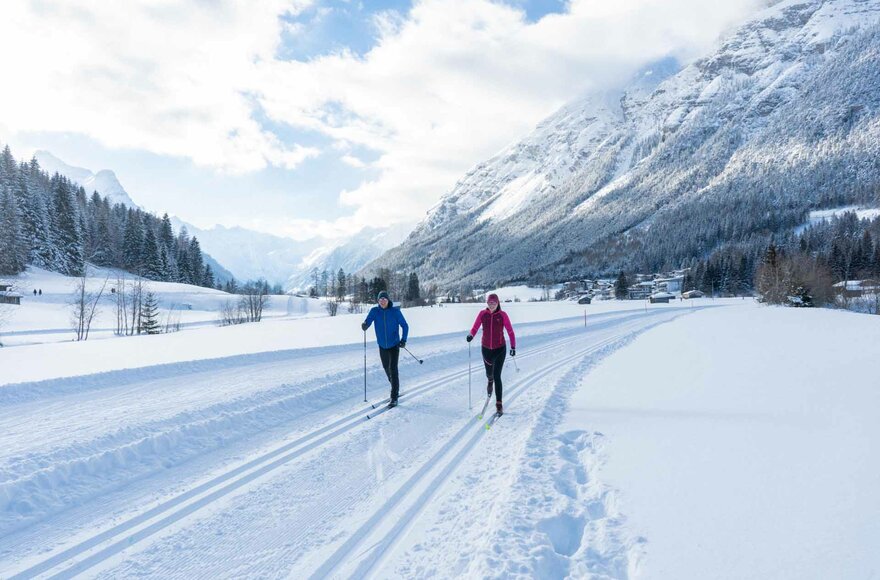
[0,304,702,578]
[6,330,587,579]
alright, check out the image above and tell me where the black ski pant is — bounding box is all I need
[379,345,400,401]
[481,345,506,401]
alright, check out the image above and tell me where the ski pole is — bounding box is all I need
[512,352,520,372]
[468,341,472,410]
[363,330,368,402]
[402,345,423,364]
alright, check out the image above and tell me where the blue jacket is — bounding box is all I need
[364,303,409,349]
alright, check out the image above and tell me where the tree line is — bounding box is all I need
[0,143,215,288]
[309,266,433,315]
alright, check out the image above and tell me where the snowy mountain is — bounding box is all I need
[34,151,140,209]
[285,223,414,292]
[33,151,234,282]
[369,0,880,287]
[35,152,409,286]
[167,219,322,286]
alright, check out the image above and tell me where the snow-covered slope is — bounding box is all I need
[370,0,880,287]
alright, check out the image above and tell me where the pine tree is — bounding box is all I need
[203,263,215,288]
[139,291,161,334]
[142,222,164,280]
[0,145,17,190]
[188,237,204,286]
[158,213,177,280]
[50,175,84,276]
[337,268,347,300]
[406,272,420,302]
[13,166,53,268]
[122,209,144,273]
[614,271,628,299]
[0,187,28,275]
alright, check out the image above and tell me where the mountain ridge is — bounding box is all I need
[366,0,880,288]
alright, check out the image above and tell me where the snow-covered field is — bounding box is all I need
[0,296,876,579]
[0,267,326,347]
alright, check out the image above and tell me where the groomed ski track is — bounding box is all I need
[0,305,702,578]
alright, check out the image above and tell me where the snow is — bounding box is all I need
[561,302,880,579]
[1,296,877,578]
[794,205,880,234]
[0,266,324,348]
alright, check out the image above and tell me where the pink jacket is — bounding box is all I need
[470,307,516,350]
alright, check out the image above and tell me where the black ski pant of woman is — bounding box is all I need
[481,345,506,401]
[379,345,400,401]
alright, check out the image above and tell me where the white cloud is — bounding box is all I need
[0,0,315,174]
[0,0,762,236]
[258,0,763,231]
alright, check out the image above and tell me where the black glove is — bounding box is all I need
[466,334,473,343]
[361,322,368,331]
[399,340,406,348]
[510,348,516,357]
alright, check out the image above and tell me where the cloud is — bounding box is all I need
[258,0,762,230]
[0,0,315,174]
[1,0,762,235]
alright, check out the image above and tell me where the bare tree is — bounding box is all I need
[241,280,270,322]
[325,297,339,316]
[219,299,245,326]
[70,267,109,341]
[114,272,147,336]
[164,303,183,333]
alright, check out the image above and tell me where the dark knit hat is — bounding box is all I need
[377,291,390,301]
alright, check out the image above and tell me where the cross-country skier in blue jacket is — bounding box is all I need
[362,291,409,407]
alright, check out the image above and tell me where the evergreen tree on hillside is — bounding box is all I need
[0,145,16,190]
[142,222,164,280]
[203,263,215,288]
[406,272,420,302]
[158,213,177,281]
[188,237,205,286]
[13,168,53,268]
[50,175,84,276]
[122,208,144,273]
[0,187,28,275]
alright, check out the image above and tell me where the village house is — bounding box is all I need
[0,284,22,306]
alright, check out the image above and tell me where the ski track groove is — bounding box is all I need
[4,321,625,580]
[311,314,672,580]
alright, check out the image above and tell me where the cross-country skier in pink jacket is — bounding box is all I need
[466,293,516,416]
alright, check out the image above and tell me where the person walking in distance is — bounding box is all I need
[362,291,410,408]
[466,293,516,416]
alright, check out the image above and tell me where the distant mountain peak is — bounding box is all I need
[34,151,139,209]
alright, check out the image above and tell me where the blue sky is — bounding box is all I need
[0,0,760,241]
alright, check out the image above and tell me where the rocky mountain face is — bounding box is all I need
[367,0,880,288]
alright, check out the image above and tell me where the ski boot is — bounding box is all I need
[496,400,503,416]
